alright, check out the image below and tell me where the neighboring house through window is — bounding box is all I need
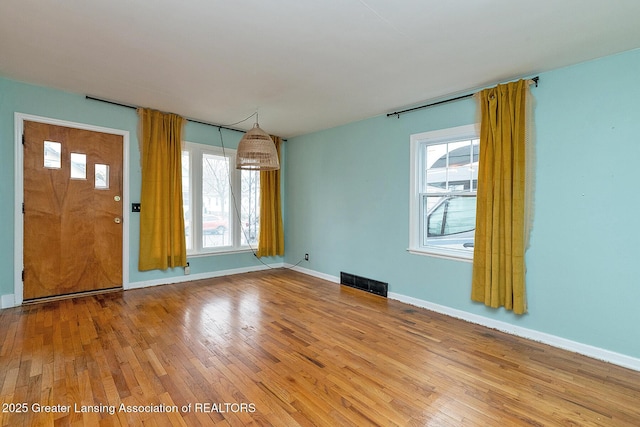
[409,124,478,261]
[182,142,259,255]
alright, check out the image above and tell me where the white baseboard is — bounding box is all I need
[389,292,640,372]
[0,263,286,310]
[290,265,640,372]
[1,294,16,309]
[288,264,340,283]
[127,262,285,290]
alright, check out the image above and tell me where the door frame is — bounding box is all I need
[14,113,130,305]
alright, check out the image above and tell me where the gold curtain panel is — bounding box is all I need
[138,108,188,271]
[471,79,530,314]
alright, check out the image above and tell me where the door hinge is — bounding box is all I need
[22,202,25,214]
[22,270,25,282]
[22,134,25,145]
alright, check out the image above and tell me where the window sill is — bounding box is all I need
[187,247,257,258]
[407,247,473,263]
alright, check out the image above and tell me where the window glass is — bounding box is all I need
[70,153,86,179]
[425,140,478,192]
[182,142,260,254]
[425,195,476,239]
[410,125,478,260]
[95,164,109,189]
[425,196,445,239]
[422,140,478,252]
[182,151,191,250]
[202,153,231,248]
[44,141,61,168]
[241,170,260,246]
[443,196,476,235]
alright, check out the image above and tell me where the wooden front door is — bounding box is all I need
[23,121,124,300]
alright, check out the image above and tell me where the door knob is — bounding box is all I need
[114,217,122,224]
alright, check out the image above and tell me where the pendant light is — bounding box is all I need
[235,113,280,170]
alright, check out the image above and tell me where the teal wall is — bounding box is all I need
[284,48,640,359]
[0,78,281,297]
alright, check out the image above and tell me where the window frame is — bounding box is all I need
[408,124,478,262]
[182,141,259,256]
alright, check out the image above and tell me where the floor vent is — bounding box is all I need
[340,272,388,298]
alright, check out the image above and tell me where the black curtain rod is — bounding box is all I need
[387,76,539,118]
[85,95,247,134]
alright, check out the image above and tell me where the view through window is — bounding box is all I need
[410,124,479,260]
[182,142,259,254]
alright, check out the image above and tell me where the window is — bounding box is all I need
[182,142,259,255]
[70,153,87,179]
[95,164,110,189]
[409,124,479,261]
[44,141,61,168]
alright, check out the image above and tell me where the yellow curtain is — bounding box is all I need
[256,137,284,257]
[471,79,530,314]
[137,108,187,271]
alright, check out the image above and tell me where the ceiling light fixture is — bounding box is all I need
[235,113,280,171]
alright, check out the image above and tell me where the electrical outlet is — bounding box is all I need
[304,253,309,261]
[184,262,190,275]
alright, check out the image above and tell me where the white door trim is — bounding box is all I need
[14,113,130,306]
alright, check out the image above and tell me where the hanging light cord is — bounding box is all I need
[217,127,304,270]
[220,111,257,128]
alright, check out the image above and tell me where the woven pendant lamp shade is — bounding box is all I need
[235,123,280,170]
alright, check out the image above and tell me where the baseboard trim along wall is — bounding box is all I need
[126,262,286,290]
[0,263,285,309]
[288,264,640,373]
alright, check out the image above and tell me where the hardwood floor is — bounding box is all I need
[1,269,639,426]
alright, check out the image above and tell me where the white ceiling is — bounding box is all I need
[2,1,640,138]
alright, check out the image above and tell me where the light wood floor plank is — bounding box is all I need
[1,269,639,426]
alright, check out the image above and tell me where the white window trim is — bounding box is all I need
[408,124,478,263]
[183,141,255,256]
